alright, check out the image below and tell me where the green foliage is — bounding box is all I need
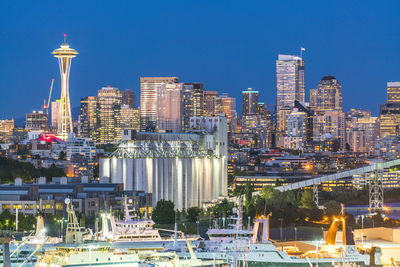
[39,164,66,181]
[186,207,201,223]
[17,214,36,231]
[0,158,65,183]
[152,199,175,224]
[209,198,234,217]
[0,210,15,230]
[324,200,341,217]
[301,189,317,210]
[59,151,66,160]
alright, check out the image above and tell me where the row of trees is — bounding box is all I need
[0,157,66,183]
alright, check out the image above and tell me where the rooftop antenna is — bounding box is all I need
[63,33,67,43]
[300,47,306,58]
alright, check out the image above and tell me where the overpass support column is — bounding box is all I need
[369,169,384,211]
[313,184,319,207]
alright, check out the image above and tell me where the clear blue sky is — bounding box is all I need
[1,0,400,119]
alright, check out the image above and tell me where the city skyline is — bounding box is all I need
[1,1,400,119]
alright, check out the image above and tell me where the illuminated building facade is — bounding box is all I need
[79,96,97,138]
[100,116,228,210]
[379,82,400,138]
[313,110,345,149]
[140,77,178,131]
[96,87,122,144]
[242,89,258,115]
[122,89,136,108]
[186,82,204,117]
[0,119,14,134]
[315,76,342,112]
[309,89,317,111]
[387,82,400,104]
[276,54,305,131]
[121,106,140,131]
[25,111,48,131]
[203,91,218,116]
[284,107,307,150]
[51,100,61,130]
[216,93,237,133]
[345,110,377,153]
[157,83,183,132]
[66,134,97,161]
[52,38,78,140]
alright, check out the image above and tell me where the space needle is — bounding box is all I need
[52,34,78,140]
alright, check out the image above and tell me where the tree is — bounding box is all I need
[59,151,66,160]
[301,189,317,209]
[186,207,202,223]
[152,200,175,224]
[324,200,341,217]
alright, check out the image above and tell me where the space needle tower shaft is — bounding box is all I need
[52,34,78,140]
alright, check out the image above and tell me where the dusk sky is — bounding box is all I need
[1,0,400,120]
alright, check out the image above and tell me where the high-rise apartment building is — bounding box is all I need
[157,83,183,132]
[257,102,267,119]
[122,89,136,108]
[242,89,258,115]
[276,54,305,131]
[315,76,342,112]
[140,77,178,131]
[387,82,400,104]
[79,96,97,138]
[185,83,204,117]
[25,111,49,132]
[96,87,122,143]
[379,82,400,138]
[314,110,346,149]
[203,91,218,117]
[309,89,317,111]
[216,93,237,133]
[121,105,140,131]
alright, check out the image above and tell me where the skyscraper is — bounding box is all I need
[276,54,305,131]
[242,89,258,115]
[96,87,122,143]
[140,77,178,131]
[203,91,218,117]
[185,82,204,117]
[79,96,97,138]
[157,83,183,132]
[315,76,342,112]
[52,36,78,140]
[216,93,237,133]
[121,105,140,131]
[122,89,136,108]
[387,82,400,104]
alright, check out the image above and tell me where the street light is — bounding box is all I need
[361,215,365,245]
[294,227,297,241]
[278,218,284,241]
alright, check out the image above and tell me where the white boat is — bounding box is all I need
[189,200,375,267]
[100,197,198,243]
[21,214,61,245]
[34,245,144,267]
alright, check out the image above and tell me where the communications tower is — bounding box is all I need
[52,34,78,140]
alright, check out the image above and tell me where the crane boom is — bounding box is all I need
[44,78,55,115]
[48,78,54,107]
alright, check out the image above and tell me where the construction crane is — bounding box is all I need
[43,78,55,115]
